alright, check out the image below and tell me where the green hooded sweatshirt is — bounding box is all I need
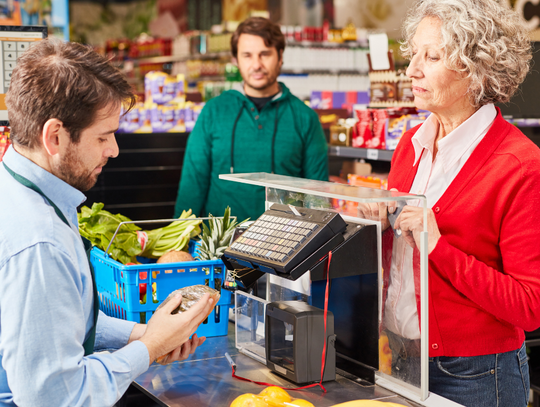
[174,82,328,222]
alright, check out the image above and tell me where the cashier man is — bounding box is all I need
[0,38,214,407]
[174,16,328,222]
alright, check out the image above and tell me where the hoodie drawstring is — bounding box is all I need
[230,102,279,174]
[230,109,243,174]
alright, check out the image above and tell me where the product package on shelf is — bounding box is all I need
[329,118,356,147]
[348,173,388,189]
[121,104,152,134]
[367,32,415,108]
[118,71,206,134]
[352,108,373,148]
[385,109,430,150]
[128,37,172,59]
[150,102,204,133]
[311,90,370,110]
[145,72,186,106]
[351,107,387,149]
[119,101,205,134]
[332,171,389,216]
[0,127,10,162]
[352,106,424,150]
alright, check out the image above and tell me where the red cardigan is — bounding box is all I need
[387,109,540,357]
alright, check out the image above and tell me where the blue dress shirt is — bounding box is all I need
[0,147,149,406]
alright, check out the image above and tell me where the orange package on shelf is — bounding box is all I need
[348,174,388,190]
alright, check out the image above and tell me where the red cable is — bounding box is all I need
[319,250,332,387]
[230,251,333,394]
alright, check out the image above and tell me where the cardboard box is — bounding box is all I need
[341,160,372,177]
[329,122,353,146]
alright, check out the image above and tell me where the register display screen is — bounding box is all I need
[0,26,47,124]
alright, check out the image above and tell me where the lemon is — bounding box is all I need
[230,393,268,407]
[259,386,292,406]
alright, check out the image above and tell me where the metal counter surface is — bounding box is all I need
[134,324,421,407]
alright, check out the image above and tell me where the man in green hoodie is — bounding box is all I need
[174,17,328,222]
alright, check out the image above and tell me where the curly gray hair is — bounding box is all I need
[400,0,532,107]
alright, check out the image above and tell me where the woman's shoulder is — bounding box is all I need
[497,119,540,156]
[489,118,540,177]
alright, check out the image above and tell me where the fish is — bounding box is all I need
[157,284,221,315]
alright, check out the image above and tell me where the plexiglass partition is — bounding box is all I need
[219,173,435,404]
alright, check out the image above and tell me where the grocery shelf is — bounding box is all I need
[328,145,394,162]
[281,69,368,75]
[84,132,190,221]
[135,51,231,65]
[286,40,368,49]
[189,75,227,82]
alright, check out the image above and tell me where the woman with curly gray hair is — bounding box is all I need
[360,1,538,406]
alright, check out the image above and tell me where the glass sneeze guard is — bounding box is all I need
[219,172,421,203]
[220,173,462,407]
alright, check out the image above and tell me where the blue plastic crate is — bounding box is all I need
[90,241,231,338]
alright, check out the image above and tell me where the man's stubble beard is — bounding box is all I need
[53,145,105,192]
[242,63,281,92]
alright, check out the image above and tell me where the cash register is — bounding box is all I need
[222,203,379,383]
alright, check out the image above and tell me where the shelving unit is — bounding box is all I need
[83,132,189,221]
[328,146,393,162]
[281,69,367,75]
[285,40,367,48]
[135,51,231,65]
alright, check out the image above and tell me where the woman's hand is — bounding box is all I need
[356,188,399,231]
[357,201,395,231]
[394,206,441,253]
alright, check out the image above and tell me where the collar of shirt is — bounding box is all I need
[240,82,283,101]
[3,146,86,226]
[411,104,497,173]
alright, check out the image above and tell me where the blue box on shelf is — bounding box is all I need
[90,241,232,338]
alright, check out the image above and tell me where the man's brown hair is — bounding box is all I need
[6,38,136,149]
[230,17,285,59]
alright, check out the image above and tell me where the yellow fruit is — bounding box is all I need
[287,399,315,407]
[259,386,291,406]
[230,393,268,407]
[331,400,406,407]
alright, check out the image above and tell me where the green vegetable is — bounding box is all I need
[78,202,201,264]
[78,203,141,264]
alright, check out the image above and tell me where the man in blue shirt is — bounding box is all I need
[0,39,214,406]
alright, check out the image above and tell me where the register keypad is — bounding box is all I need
[229,214,319,264]
[223,203,348,275]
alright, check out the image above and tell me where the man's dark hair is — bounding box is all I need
[230,17,285,59]
[6,38,136,149]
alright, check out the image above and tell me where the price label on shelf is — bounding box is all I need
[367,149,379,160]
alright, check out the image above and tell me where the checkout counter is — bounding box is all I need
[128,173,463,407]
[131,323,423,406]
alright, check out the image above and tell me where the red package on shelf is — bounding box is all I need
[352,108,373,148]
[368,109,388,150]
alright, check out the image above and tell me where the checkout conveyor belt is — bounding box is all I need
[133,323,421,407]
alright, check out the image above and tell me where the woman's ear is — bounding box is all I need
[41,118,64,157]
